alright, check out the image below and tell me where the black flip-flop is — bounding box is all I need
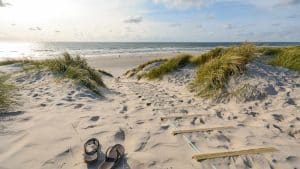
[84,138,101,164]
[98,144,125,169]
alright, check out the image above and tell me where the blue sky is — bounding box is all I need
[0,0,299,42]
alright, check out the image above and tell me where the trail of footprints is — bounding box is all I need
[118,80,299,169]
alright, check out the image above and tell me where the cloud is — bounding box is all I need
[271,23,280,26]
[224,24,233,29]
[169,23,181,27]
[124,16,143,23]
[29,27,42,31]
[0,0,11,7]
[196,24,203,28]
[287,14,299,19]
[275,0,300,7]
[153,0,214,9]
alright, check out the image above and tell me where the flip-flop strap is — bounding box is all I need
[105,146,123,162]
[84,138,99,155]
[105,146,116,162]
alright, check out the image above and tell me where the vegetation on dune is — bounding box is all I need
[268,46,300,72]
[33,53,105,95]
[0,59,31,66]
[0,75,14,111]
[124,59,168,78]
[143,54,192,79]
[258,47,282,56]
[190,48,224,65]
[191,44,256,98]
[0,53,106,95]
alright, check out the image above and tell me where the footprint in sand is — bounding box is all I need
[90,116,99,122]
[134,132,151,152]
[114,128,125,141]
[119,105,128,114]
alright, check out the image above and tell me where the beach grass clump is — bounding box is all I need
[268,46,300,72]
[125,59,168,77]
[191,44,256,98]
[190,48,224,65]
[0,59,31,66]
[0,75,14,111]
[35,53,105,95]
[143,54,193,79]
[259,47,282,56]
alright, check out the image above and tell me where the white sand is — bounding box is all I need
[0,55,299,169]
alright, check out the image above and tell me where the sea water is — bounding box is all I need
[0,42,299,60]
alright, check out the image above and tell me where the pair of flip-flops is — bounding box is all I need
[84,138,125,169]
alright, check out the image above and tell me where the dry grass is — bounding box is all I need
[124,59,167,78]
[191,44,256,98]
[0,75,14,111]
[143,54,192,79]
[268,46,300,72]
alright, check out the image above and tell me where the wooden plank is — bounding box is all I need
[192,147,278,161]
[160,113,209,121]
[172,126,235,135]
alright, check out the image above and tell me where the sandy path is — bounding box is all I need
[0,61,300,169]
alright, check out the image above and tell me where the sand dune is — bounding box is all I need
[0,56,299,169]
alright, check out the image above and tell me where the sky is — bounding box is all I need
[0,0,299,42]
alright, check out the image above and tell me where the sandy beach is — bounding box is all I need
[0,52,299,169]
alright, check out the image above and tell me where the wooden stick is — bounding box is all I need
[172,126,235,135]
[192,147,278,161]
[160,113,209,121]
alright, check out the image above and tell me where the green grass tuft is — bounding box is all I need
[0,75,14,111]
[0,59,31,66]
[258,47,281,56]
[268,46,300,72]
[22,53,106,95]
[191,44,256,98]
[37,53,105,95]
[124,59,168,78]
[190,48,224,65]
[143,54,192,79]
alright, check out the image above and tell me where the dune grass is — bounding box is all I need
[143,54,193,79]
[0,59,31,66]
[191,44,256,98]
[0,53,106,95]
[0,75,14,111]
[124,59,168,78]
[258,47,282,56]
[268,46,300,72]
[31,53,105,95]
[190,48,224,65]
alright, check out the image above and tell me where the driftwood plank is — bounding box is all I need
[172,126,235,135]
[192,147,278,161]
[160,113,209,121]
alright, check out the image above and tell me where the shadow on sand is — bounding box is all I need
[87,152,131,169]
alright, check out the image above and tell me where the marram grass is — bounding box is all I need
[0,53,106,95]
[35,53,105,95]
[0,75,14,111]
[191,44,256,98]
[268,46,300,72]
[143,54,192,79]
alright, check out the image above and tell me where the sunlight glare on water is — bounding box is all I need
[0,42,38,60]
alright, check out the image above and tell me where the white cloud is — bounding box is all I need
[224,24,233,29]
[0,0,11,7]
[124,16,143,23]
[153,0,214,9]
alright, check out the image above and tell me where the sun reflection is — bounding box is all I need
[0,42,38,60]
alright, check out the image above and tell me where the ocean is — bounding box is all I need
[0,42,299,60]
